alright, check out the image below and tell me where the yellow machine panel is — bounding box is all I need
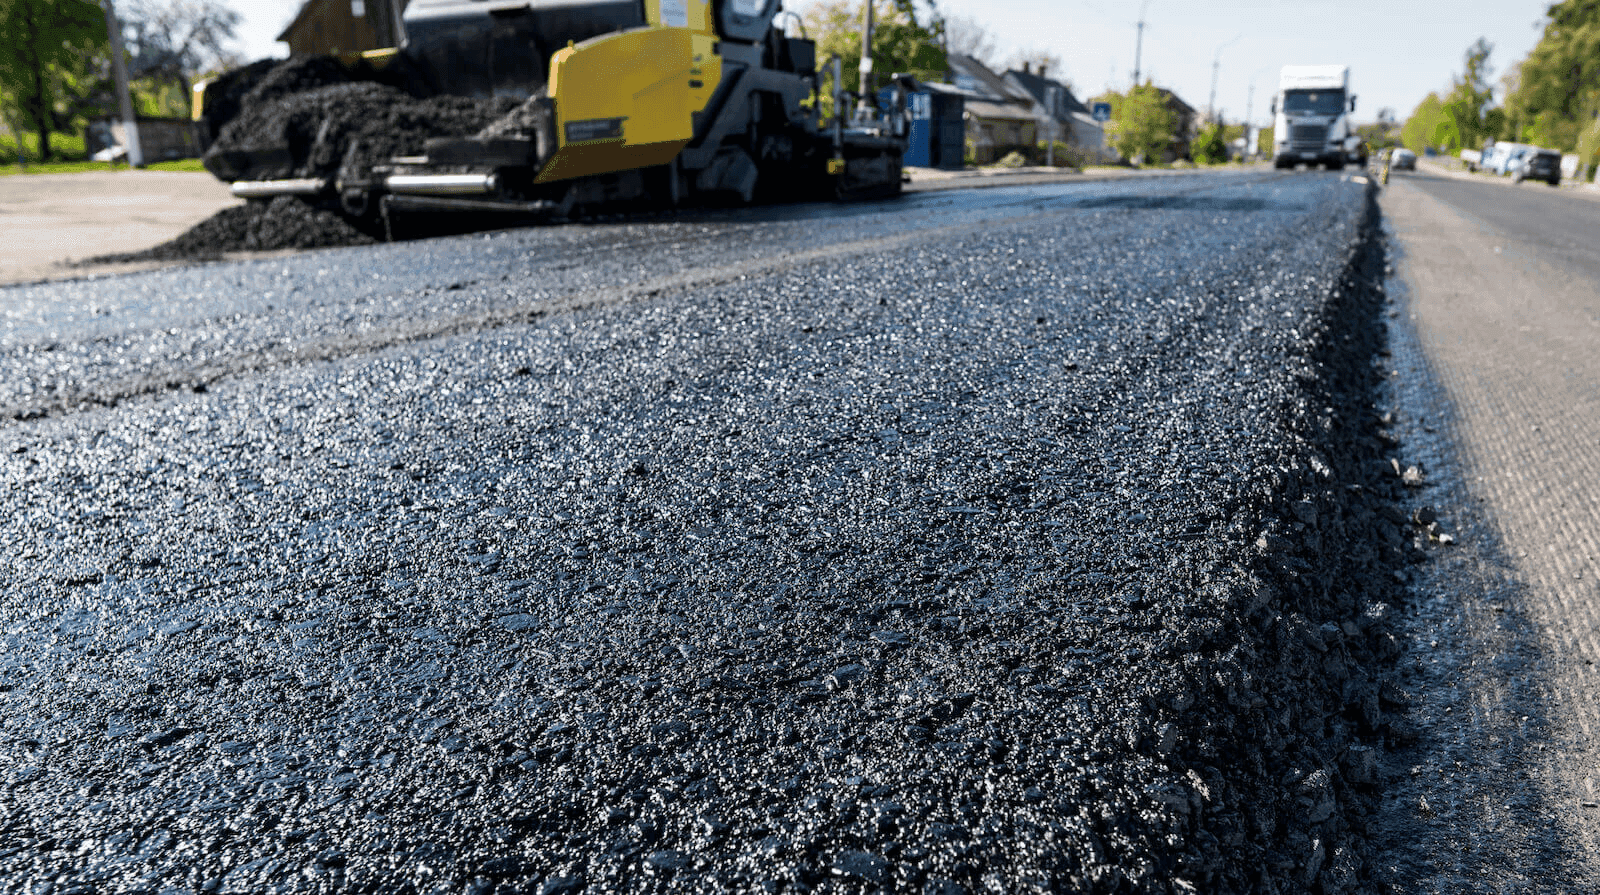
[537,26,722,184]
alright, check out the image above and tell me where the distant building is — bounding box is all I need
[1151,87,1199,162]
[87,117,201,162]
[1002,65,1110,163]
[1092,85,1200,163]
[945,54,1038,164]
[278,0,407,57]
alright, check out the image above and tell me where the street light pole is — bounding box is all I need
[1207,35,1241,124]
[101,0,144,168]
[1132,1,1150,86]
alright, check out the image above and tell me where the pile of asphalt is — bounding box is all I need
[204,81,517,184]
[212,53,438,130]
[2,177,1413,893]
[192,58,279,137]
[83,196,376,264]
[125,64,523,259]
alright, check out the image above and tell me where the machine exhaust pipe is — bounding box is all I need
[231,178,331,199]
[385,173,500,196]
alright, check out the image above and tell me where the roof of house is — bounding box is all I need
[276,0,321,41]
[964,100,1039,123]
[1003,68,1091,118]
[1151,87,1198,116]
[918,80,978,98]
[946,54,1033,105]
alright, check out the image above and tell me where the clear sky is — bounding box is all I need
[231,0,302,60]
[228,1,1557,126]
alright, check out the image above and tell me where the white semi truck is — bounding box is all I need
[1270,65,1362,170]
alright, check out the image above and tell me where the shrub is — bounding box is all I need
[1191,122,1228,165]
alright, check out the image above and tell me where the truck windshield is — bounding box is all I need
[1283,90,1346,116]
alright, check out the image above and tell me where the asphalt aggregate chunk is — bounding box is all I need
[0,174,1414,892]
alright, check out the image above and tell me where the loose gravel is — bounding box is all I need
[0,174,1414,893]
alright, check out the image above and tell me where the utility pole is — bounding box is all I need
[1208,59,1219,122]
[858,0,874,110]
[101,0,144,168]
[1045,85,1061,167]
[1132,1,1149,86]
[1207,35,1241,124]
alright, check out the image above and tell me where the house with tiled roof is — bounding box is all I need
[946,53,1039,164]
[1002,66,1110,163]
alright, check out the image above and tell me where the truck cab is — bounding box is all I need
[1271,65,1358,170]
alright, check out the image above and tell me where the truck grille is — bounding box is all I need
[1290,124,1328,147]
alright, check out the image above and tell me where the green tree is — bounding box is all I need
[0,0,109,161]
[1357,107,1400,151]
[804,0,946,110]
[1093,83,1178,165]
[1191,120,1227,164]
[1402,92,1459,154]
[1503,0,1600,151]
[122,0,242,118]
[1577,116,1600,180]
[1441,38,1496,149]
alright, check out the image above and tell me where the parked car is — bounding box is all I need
[1390,148,1416,170]
[1510,148,1561,185]
[1482,142,1532,175]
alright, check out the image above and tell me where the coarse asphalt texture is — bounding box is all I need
[1,171,1456,892]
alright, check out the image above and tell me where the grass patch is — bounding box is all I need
[148,158,208,173]
[0,157,209,176]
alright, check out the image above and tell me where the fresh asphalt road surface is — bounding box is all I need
[1378,168,1600,890]
[0,169,1575,892]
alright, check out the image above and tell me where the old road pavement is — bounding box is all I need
[1,168,1592,892]
[1376,168,1600,893]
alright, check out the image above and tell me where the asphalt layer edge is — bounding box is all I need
[1166,180,1422,892]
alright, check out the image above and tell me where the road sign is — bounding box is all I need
[1092,102,1112,122]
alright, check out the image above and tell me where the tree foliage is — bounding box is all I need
[1191,120,1226,164]
[1441,38,1495,150]
[123,0,242,116]
[0,0,241,161]
[1356,107,1399,150]
[1093,83,1178,165]
[1401,92,1458,154]
[942,13,996,66]
[0,0,108,161]
[1503,0,1600,151]
[1400,39,1493,156]
[803,0,946,106]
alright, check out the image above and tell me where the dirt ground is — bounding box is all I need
[0,170,239,286]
